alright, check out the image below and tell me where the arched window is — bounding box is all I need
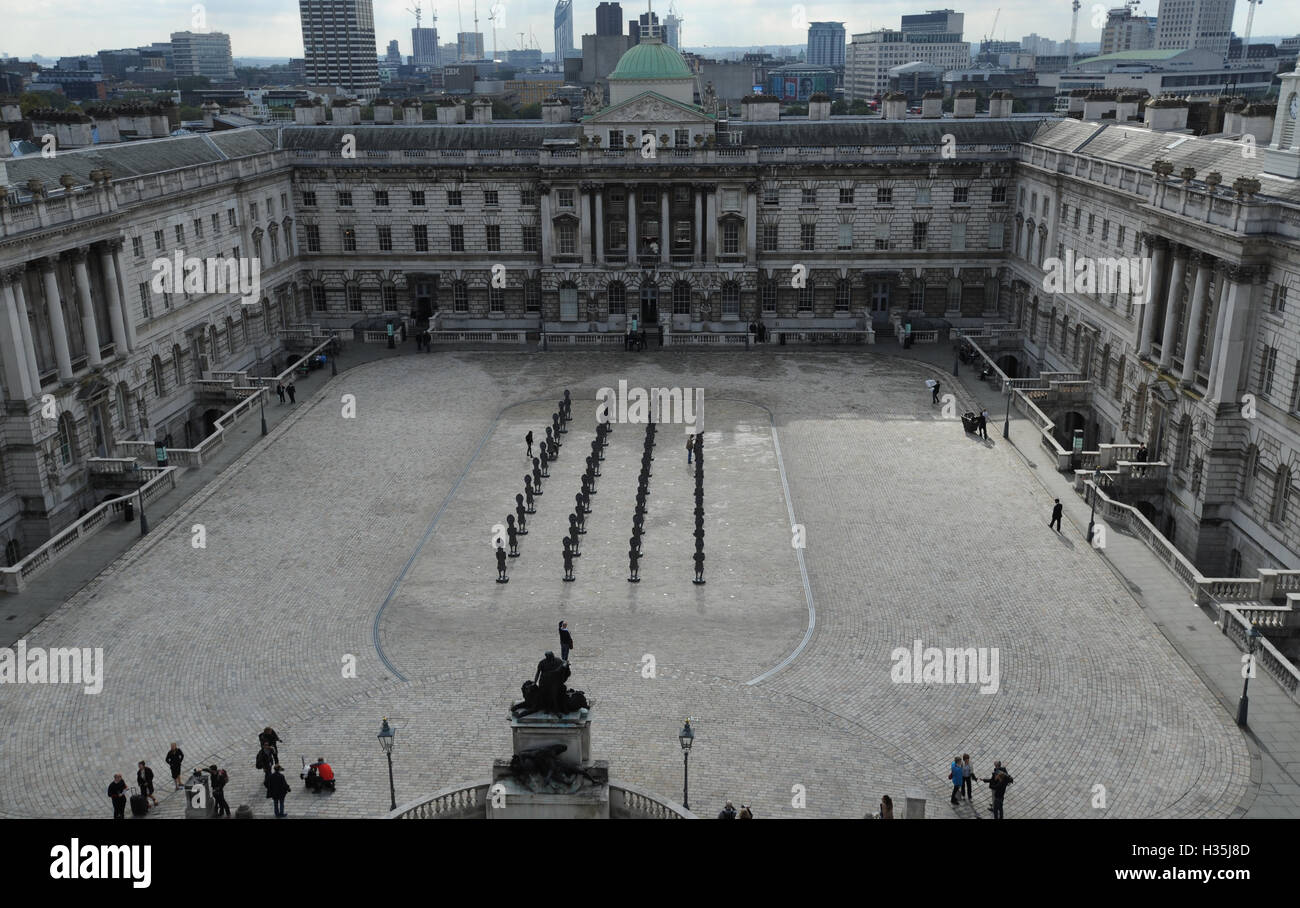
[57,412,78,466]
[225,317,236,352]
[836,280,852,311]
[1271,464,1291,524]
[798,279,815,312]
[453,281,469,313]
[4,538,20,567]
[607,281,626,315]
[721,281,740,319]
[672,281,692,315]
[172,345,185,389]
[909,280,924,309]
[1175,416,1192,471]
[1243,444,1259,498]
[151,355,165,398]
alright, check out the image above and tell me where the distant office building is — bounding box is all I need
[664,14,682,50]
[901,9,964,36]
[458,32,485,60]
[506,48,543,67]
[299,0,381,99]
[1154,0,1236,60]
[507,72,564,105]
[412,27,439,66]
[846,12,969,100]
[1101,8,1157,55]
[807,22,846,68]
[555,0,575,59]
[171,31,236,82]
[630,11,660,44]
[596,2,623,37]
[1022,33,1059,56]
[767,63,837,101]
[386,40,401,64]
[582,32,634,84]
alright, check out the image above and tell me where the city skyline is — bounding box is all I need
[4,0,1295,61]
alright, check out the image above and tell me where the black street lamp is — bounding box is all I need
[137,486,149,537]
[678,720,694,810]
[259,388,268,437]
[330,335,338,377]
[378,718,397,811]
[1087,478,1098,544]
[1236,626,1262,727]
[1002,383,1012,440]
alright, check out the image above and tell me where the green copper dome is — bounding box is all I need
[608,37,694,81]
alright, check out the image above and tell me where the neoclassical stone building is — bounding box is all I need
[0,39,1298,581]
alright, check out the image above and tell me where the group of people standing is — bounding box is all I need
[950,754,1015,818]
[497,392,577,583]
[274,381,298,405]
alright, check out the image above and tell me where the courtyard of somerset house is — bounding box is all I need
[0,38,1298,818]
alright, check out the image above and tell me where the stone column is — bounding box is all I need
[1179,255,1213,384]
[1138,236,1167,357]
[694,189,704,264]
[1158,245,1188,369]
[579,184,593,266]
[10,272,41,389]
[0,274,35,400]
[705,191,716,262]
[628,188,637,260]
[71,248,102,368]
[660,188,670,264]
[1202,264,1231,386]
[594,192,604,263]
[40,258,74,381]
[746,185,757,265]
[1209,266,1256,404]
[98,242,128,355]
[539,184,553,266]
[110,241,137,351]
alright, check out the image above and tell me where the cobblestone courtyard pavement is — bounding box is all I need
[0,351,1251,818]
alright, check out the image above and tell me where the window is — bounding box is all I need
[988,221,1004,249]
[410,190,425,207]
[910,281,925,308]
[871,281,890,312]
[800,223,815,251]
[138,283,152,320]
[675,128,689,148]
[761,224,779,251]
[607,281,626,315]
[674,281,692,314]
[227,208,237,228]
[557,189,574,209]
[525,281,541,311]
[1073,208,1081,229]
[450,224,465,252]
[835,280,851,311]
[721,282,740,319]
[1061,203,1069,224]
[486,224,501,252]
[453,281,469,313]
[723,189,740,210]
[559,284,578,321]
[1273,284,1288,313]
[521,188,538,207]
[489,287,505,312]
[953,186,969,204]
[413,224,428,252]
[1018,187,1026,207]
[347,285,362,311]
[1260,345,1278,398]
[1101,219,1109,242]
[1117,225,1126,248]
[193,219,203,240]
[522,224,540,253]
[558,222,576,255]
[150,355,165,397]
[211,213,221,234]
[673,220,691,249]
[447,190,463,206]
[915,187,931,206]
[280,192,287,211]
[951,222,966,251]
[249,201,258,221]
[912,222,927,250]
[991,186,1006,203]
[874,222,890,251]
[802,187,817,206]
[342,226,356,251]
[608,129,623,149]
[132,236,143,257]
[154,229,164,251]
[839,187,854,205]
[763,186,780,206]
[761,281,776,313]
[312,284,327,311]
[723,221,740,255]
[382,284,397,309]
[1030,192,1037,213]
[838,223,852,251]
[374,190,389,207]
[877,187,893,205]
[338,191,352,207]
[484,189,500,207]
[302,190,317,207]
[305,224,320,252]
[1271,465,1291,524]
[798,281,814,312]
[377,225,392,251]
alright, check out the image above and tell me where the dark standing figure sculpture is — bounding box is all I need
[568,520,582,557]
[532,458,543,494]
[562,539,575,581]
[693,549,705,584]
[526,430,533,459]
[507,516,520,557]
[515,495,528,534]
[539,444,550,477]
[524,476,536,511]
[629,546,641,582]
[496,543,509,582]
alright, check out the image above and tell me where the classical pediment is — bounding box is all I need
[585,91,714,126]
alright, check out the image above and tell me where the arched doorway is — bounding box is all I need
[639,285,658,325]
[996,354,1020,378]
[203,408,223,438]
[1059,410,1088,448]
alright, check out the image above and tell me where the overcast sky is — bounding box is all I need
[4,0,1295,59]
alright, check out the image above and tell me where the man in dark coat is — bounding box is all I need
[164,743,185,790]
[201,764,232,817]
[559,621,574,662]
[267,765,291,817]
[108,774,128,819]
[982,762,1014,819]
[137,761,158,807]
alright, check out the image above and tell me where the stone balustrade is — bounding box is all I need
[384,780,695,819]
[428,330,528,345]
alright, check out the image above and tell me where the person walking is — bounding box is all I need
[259,727,282,765]
[932,380,941,405]
[256,742,276,789]
[201,764,231,817]
[949,756,964,805]
[982,762,1014,819]
[1049,499,1063,533]
[962,754,974,800]
[559,621,574,663]
[526,430,534,459]
[878,794,894,819]
[978,409,989,440]
[267,765,291,817]
[686,434,694,464]
[286,381,297,404]
[276,383,286,404]
[164,743,185,790]
[136,761,158,808]
[107,773,128,819]
[717,801,737,819]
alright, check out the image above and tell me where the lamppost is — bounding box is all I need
[259,388,268,437]
[1086,478,1098,545]
[1236,626,1262,727]
[138,485,149,537]
[378,718,397,811]
[1002,383,1012,440]
[952,341,960,377]
[330,335,338,377]
[678,720,694,810]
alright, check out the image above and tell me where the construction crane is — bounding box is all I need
[488,1,500,61]
[1068,0,1081,67]
[407,0,421,27]
[1242,0,1263,54]
[984,7,1001,43]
